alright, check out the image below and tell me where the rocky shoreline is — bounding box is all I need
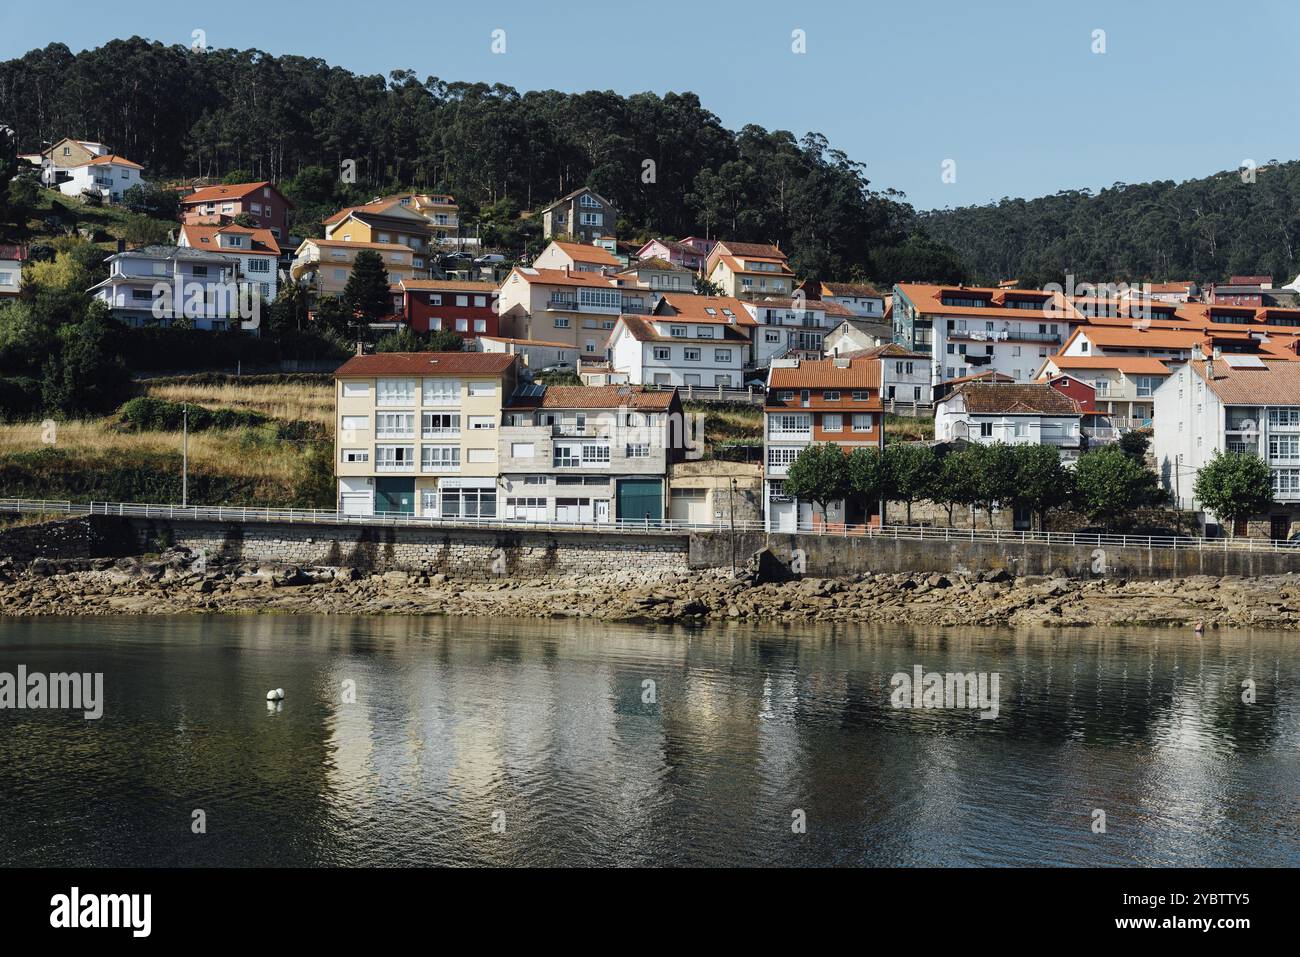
[2,548,1299,630]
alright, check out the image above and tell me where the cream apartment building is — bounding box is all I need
[334,352,521,517]
[497,266,653,356]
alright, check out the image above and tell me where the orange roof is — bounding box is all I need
[401,279,498,294]
[1043,355,1171,375]
[715,240,787,259]
[767,357,881,391]
[334,352,518,378]
[479,335,571,348]
[548,241,620,267]
[182,181,286,204]
[896,283,1082,321]
[718,254,795,277]
[179,223,281,256]
[1190,358,1300,404]
[85,154,143,169]
[1073,326,1205,349]
[508,267,621,289]
[1147,281,1195,294]
[953,382,1082,416]
[655,293,758,326]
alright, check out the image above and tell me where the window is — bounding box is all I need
[468,416,496,430]
[468,381,496,397]
[247,258,269,272]
[768,447,801,469]
[554,443,581,467]
[626,443,651,457]
[506,497,547,521]
[421,446,460,471]
[1272,469,1300,496]
[474,319,487,332]
[376,445,415,470]
[579,193,601,208]
[340,415,368,433]
[578,288,620,309]
[428,293,442,305]
[765,331,781,342]
[980,422,994,437]
[440,485,496,518]
[377,378,416,405]
[423,378,459,405]
[715,349,733,363]
[582,444,610,464]
[376,412,415,437]
[684,348,701,361]
[653,347,671,361]
[696,326,715,338]
[554,317,570,328]
[852,391,871,401]
[1135,376,1159,398]
[822,413,843,432]
[851,413,874,432]
[670,325,687,338]
[341,449,369,463]
[1268,408,1300,428]
[455,295,468,307]
[1269,434,1300,462]
[769,413,811,436]
[511,442,535,458]
[474,296,487,308]
[580,212,603,226]
[422,412,460,436]
[824,391,841,401]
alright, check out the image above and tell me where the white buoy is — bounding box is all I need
[266,688,285,701]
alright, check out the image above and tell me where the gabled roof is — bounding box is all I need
[616,315,749,343]
[334,352,518,378]
[653,293,758,326]
[950,382,1082,416]
[822,281,885,299]
[1189,358,1300,404]
[545,241,621,267]
[179,223,281,256]
[507,266,621,289]
[538,186,615,212]
[1042,355,1171,375]
[767,357,881,390]
[83,154,143,170]
[895,282,1082,321]
[182,181,290,205]
[842,342,929,360]
[323,197,430,227]
[715,240,786,260]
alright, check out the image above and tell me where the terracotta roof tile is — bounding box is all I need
[952,382,1082,415]
[1191,358,1300,404]
[334,352,518,378]
[767,357,881,391]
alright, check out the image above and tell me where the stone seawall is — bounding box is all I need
[0,517,138,563]
[128,517,690,580]
[690,530,1300,581]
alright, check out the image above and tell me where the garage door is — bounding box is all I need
[341,492,373,516]
[670,487,709,525]
[617,478,663,524]
[769,499,796,533]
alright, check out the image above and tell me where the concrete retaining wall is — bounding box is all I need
[128,517,690,580]
[689,530,1300,580]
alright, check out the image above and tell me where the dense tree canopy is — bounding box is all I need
[0,38,946,281]
[921,162,1300,286]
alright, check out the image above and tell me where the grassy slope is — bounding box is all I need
[0,376,335,507]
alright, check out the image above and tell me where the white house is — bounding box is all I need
[607,295,754,388]
[816,281,887,320]
[893,283,1085,385]
[741,295,855,367]
[57,154,145,203]
[852,343,933,406]
[1152,356,1300,537]
[178,223,280,302]
[934,382,1083,463]
[0,245,25,298]
[88,245,257,330]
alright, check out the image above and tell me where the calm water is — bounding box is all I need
[0,615,1296,867]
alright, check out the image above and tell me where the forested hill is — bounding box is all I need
[0,37,970,282]
[918,161,1300,287]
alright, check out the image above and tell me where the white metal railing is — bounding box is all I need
[4,497,1300,553]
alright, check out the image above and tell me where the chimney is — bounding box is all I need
[355,340,364,357]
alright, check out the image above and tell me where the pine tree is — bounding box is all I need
[341,250,393,321]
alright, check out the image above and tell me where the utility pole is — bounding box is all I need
[182,404,189,507]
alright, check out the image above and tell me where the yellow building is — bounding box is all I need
[322,198,437,275]
[705,240,795,299]
[334,351,521,517]
[291,238,418,298]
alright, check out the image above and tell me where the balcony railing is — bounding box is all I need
[767,428,812,440]
[422,427,461,438]
[376,462,415,473]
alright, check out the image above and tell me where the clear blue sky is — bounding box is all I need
[1,0,1290,210]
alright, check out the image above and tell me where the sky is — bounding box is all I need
[1,0,1293,211]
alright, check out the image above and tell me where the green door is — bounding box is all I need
[616,478,663,524]
[374,478,415,515]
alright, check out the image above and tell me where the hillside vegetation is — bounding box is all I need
[921,161,1300,286]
